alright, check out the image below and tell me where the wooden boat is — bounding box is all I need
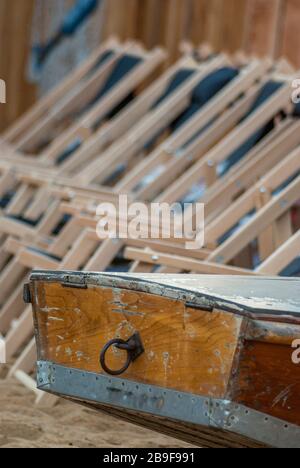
[25,271,300,448]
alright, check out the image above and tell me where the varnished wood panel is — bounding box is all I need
[32,281,243,398]
[233,340,300,426]
[243,0,283,58]
[281,0,300,66]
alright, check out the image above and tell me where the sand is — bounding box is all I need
[0,367,192,448]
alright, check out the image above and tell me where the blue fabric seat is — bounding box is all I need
[5,214,42,227]
[172,67,239,131]
[280,258,300,277]
[145,67,239,151]
[220,81,284,175]
[56,54,143,163]
[28,247,61,262]
[152,69,196,109]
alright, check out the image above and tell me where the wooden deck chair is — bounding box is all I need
[205,174,300,267]
[125,144,300,273]
[0,170,132,284]
[56,61,295,272]
[62,116,300,268]
[69,54,235,184]
[0,42,165,169]
[79,58,270,187]
[0,62,294,276]
[35,45,165,165]
[0,44,166,219]
[121,192,300,277]
[0,54,268,203]
[0,53,230,225]
[0,53,254,253]
[1,38,121,148]
[47,59,273,275]
[118,67,298,271]
[2,40,164,157]
[0,54,227,218]
[57,54,215,175]
[116,63,284,201]
[13,56,267,229]
[257,229,300,275]
[156,73,295,205]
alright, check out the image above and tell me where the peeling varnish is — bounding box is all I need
[162,352,170,379]
[147,350,155,361]
[40,306,61,314]
[110,289,146,318]
[111,309,145,318]
[65,347,72,357]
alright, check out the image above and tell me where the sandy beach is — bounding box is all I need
[0,365,192,449]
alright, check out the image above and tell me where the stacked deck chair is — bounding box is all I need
[1,39,165,156]
[0,52,230,224]
[1,47,300,407]
[68,61,299,273]
[0,40,165,210]
[0,51,249,258]
[6,53,274,241]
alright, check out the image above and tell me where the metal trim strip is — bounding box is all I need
[37,361,300,448]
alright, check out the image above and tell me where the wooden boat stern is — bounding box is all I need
[25,271,300,448]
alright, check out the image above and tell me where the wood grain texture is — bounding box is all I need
[233,340,300,425]
[281,0,300,65]
[30,275,300,442]
[32,281,243,398]
[243,0,285,58]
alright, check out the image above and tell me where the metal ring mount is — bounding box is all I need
[100,332,145,376]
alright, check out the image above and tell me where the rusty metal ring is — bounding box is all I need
[100,338,132,376]
[100,333,145,376]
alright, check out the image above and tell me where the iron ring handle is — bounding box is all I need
[100,338,132,376]
[100,332,145,376]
